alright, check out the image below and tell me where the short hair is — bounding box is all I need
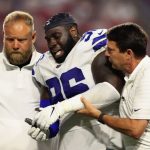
[107,22,148,58]
[44,12,77,32]
[3,10,34,32]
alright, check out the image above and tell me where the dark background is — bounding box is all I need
[0,0,150,54]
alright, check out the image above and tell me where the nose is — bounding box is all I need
[49,37,57,48]
[105,50,109,57]
[13,39,20,50]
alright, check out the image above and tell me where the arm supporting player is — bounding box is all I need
[33,81,120,131]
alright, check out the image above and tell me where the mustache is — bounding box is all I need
[10,51,22,54]
[8,50,23,56]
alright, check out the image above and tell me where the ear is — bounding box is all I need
[126,49,133,57]
[69,26,78,41]
[32,31,36,43]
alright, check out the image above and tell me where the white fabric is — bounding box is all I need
[120,56,150,149]
[0,51,52,150]
[33,29,123,150]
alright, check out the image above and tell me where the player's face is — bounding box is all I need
[105,41,128,72]
[45,26,75,63]
[3,20,36,66]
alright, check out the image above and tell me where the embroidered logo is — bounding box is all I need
[133,108,141,112]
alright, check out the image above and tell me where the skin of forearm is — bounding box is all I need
[102,115,148,139]
[79,98,147,139]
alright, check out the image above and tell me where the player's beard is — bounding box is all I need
[55,35,76,64]
[4,47,32,66]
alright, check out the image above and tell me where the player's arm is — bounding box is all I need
[41,86,50,99]
[31,82,121,134]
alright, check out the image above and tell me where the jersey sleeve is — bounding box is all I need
[79,29,107,61]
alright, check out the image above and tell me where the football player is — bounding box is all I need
[28,13,124,150]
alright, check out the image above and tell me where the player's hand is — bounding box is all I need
[32,105,55,131]
[32,102,65,131]
[27,118,60,141]
[28,127,48,141]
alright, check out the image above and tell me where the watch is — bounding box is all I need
[98,112,106,124]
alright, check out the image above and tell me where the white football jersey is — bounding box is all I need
[33,29,122,150]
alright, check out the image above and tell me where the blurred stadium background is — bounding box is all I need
[0,0,150,54]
